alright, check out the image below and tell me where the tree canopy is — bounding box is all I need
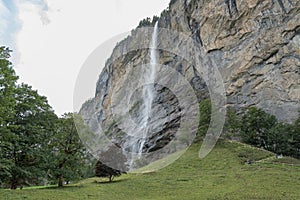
[226,107,300,159]
[0,47,94,189]
[95,145,127,182]
[48,113,87,187]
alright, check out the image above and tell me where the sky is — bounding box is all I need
[0,0,169,116]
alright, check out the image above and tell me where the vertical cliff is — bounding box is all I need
[79,0,300,168]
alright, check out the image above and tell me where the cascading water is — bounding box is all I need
[128,22,159,169]
[138,21,159,156]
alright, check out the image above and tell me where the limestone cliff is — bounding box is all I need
[79,0,300,165]
[164,0,300,123]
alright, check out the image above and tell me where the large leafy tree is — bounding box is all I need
[240,107,277,148]
[48,113,86,187]
[0,47,57,189]
[2,83,57,189]
[0,47,17,118]
[0,47,94,189]
[0,47,18,186]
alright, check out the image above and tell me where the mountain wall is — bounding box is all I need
[79,0,299,166]
[163,0,300,123]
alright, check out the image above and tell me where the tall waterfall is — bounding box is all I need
[128,22,159,169]
[138,21,159,156]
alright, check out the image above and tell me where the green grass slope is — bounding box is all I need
[1,141,299,200]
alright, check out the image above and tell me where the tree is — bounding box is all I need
[1,47,58,189]
[0,47,18,186]
[95,145,127,182]
[0,47,91,189]
[236,107,299,158]
[169,0,176,7]
[1,83,57,189]
[0,47,18,120]
[152,15,159,24]
[95,161,123,182]
[195,99,211,142]
[48,113,86,187]
[137,17,152,28]
[265,122,290,155]
[240,107,277,148]
[225,108,240,139]
[287,116,300,158]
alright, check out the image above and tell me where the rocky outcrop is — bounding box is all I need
[166,0,300,123]
[80,0,300,164]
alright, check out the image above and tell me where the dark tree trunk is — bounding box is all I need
[58,158,66,187]
[58,175,63,187]
[10,180,17,190]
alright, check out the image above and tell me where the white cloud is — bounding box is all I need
[20,0,51,25]
[14,0,169,115]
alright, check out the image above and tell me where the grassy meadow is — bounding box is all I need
[1,141,299,200]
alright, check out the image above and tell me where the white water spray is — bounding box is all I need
[137,21,159,156]
[127,22,159,169]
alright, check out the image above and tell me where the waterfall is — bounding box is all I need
[128,22,159,169]
[138,21,159,156]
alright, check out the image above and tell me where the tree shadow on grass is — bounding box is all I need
[38,185,84,190]
[93,179,127,184]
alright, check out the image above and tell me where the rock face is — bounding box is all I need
[80,0,299,166]
[166,0,300,123]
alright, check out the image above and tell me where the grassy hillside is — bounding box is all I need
[1,140,299,200]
